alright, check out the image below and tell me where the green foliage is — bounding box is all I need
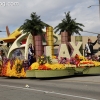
[54,11,84,35]
[46,56,52,64]
[37,55,52,65]
[19,12,49,36]
[37,56,47,65]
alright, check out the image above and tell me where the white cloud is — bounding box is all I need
[0,0,100,37]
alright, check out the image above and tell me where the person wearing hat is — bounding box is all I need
[85,38,97,57]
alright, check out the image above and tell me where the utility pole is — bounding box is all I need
[99,0,100,19]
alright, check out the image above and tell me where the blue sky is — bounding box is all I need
[0,0,100,37]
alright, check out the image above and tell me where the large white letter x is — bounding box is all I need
[68,42,82,57]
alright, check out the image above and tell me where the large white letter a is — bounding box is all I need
[58,44,70,59]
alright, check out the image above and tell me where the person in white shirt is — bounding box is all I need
[85,38,97,57]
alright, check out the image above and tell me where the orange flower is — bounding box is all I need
[28,67,32,70]
[38,65,51,70]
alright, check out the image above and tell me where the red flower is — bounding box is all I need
[75,60,80,67]
[38,65,51,70]
[28,67,32,70]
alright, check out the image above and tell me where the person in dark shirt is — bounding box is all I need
[28,43,35,66]
[85,38,97,57]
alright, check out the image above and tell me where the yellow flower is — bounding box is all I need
[52,56,56,59]
[46,63,66,70]
[41,56,44,58]
[31,62,39,70]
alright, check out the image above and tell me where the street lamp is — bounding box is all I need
[88,0,100,19]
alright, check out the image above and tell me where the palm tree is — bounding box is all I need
[54,11,84,54]
[54,12,84,43]
[19,12,48,59]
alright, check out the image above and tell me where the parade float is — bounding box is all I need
[0,11,100,78]
[0,26,100,78]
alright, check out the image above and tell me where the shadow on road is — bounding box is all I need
[1,74,100,80]
[34,74,100,80]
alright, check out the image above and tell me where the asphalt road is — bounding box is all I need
[0,75,100,100]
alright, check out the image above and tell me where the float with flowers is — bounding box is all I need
[26,54,100,78]
[0,24,100,78]
[27,56,74,78]
[0,53,100,78]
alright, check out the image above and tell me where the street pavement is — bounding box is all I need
[0,75,100,100]
[62,75,100,83]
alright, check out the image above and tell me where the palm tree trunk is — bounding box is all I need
[46,27,54,56]
[61,31,69,43]
[34,35,43,60]
[61,31,71,55]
